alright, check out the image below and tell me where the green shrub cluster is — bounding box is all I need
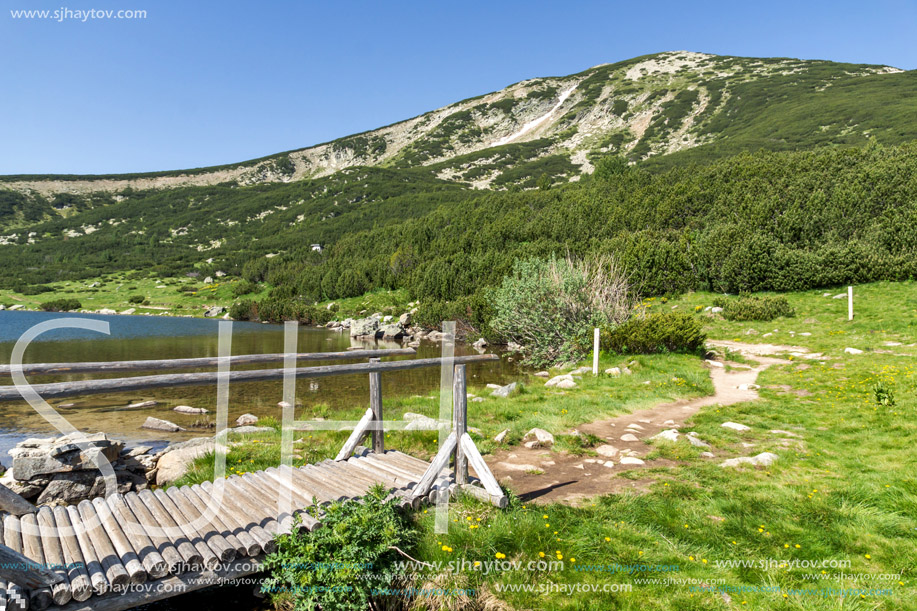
[39,298,81,312]
[230,279,258,297]
[489,255,631,366]
[127,294,145,304]
[229,298,335,325]
[261,485,416,611]
[601,312,705,355]
[712,294,795,321]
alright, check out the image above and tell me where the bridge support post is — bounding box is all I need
[453,364,468,485]
[369,358,384,453]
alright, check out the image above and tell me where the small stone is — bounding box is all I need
[490,382,518,398]
[472,397,484,403]
[555,379,576,389]
[235,413,259,427]
[832,293,846,299]
[571,366,592,375]
[620,433,640,442]
[721,422,751,432]
[652,429,680,443]
[124,400,157,409]
[603,461,615,468]
[844,347,863,355]
[522,428,554,449]
[173,405,208,415]
[700,452,716,458]
[494,429,509,443]
[619,457,645,466]
[486,384,502,390]
[605,367,621,376]
[625,423,645,431]
[141,417,185,432]
[595,445,619,458]
[711,307,724,313]
[229,426,273,434]
[769,429,801,438]
[686,435,710,448]
[704,360,725,368]
[534,371,550,378]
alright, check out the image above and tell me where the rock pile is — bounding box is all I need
[1,433,155,506]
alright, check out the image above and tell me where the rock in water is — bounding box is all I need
[124,400,158,409]
[350,317,380,338]
[141,417,185,432]
[174,405,208,415]
[380,323,405,339]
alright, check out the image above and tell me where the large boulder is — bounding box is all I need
[9,433,124,481]
[204,306,225,318]
[155,438,214,486]
[380,323,405,339]
[350,317,379,338]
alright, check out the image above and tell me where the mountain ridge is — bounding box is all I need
[2,51,911,199]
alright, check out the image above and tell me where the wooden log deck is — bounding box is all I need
[0,342,507,610]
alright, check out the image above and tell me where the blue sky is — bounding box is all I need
[2,0,915,175]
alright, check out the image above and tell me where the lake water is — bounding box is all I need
[0,310,513,459]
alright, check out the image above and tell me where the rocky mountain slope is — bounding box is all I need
[2,51,913,203]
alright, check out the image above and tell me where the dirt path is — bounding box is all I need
[483,342,800,505]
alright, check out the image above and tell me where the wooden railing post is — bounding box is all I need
[369,358,383,453]
[453,364,468,485]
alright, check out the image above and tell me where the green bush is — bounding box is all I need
[712,294,795,321]
[128,295,145,304]
[229,300,254,321]
[39,298,82,312]
[230,280,258,297]
[261,485,416,611]
[490,255,632,366]
[601,312,705,354]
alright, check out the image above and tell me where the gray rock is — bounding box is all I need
[545,374,574,388]
[490,382,518,398]
[235,413,259,427]
[721,452,779,468]
[403,413,437,430]
[711,306,724,313]
[494,429,509,443]
[204,306,225,318]
[534,371,550,378]
[203,276,213,284]
[380,323,405,339]
[399,313,412,326]
[652,429,680,443]
[156,438,214,486]
[522,428,554,449]
[721,422,751,432]
[471,397,484,402]
[686,434,710,448]
[844,347,863,355]
[595,445,619,458]
[700,451,716,458]
[229,426,273,434]
[9,433,124,481]
[619,456,645,465]
[124,400,158,409]
[472,338,488,349]
[620,433,640,442]
[350,317,379,338]
[141,417,185,432]
[36,471,116,505]
[605,367,621,376]
[174,405,208,415]
[570,366,592,375]
[833,293,847,299]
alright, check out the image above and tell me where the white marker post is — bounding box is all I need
[592,328,600,375]
[848,286,854,321]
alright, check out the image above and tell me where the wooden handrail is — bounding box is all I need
[0,348,417,376]
[0,354,500,401]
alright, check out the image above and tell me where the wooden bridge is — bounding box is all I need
[0,344,506,610]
